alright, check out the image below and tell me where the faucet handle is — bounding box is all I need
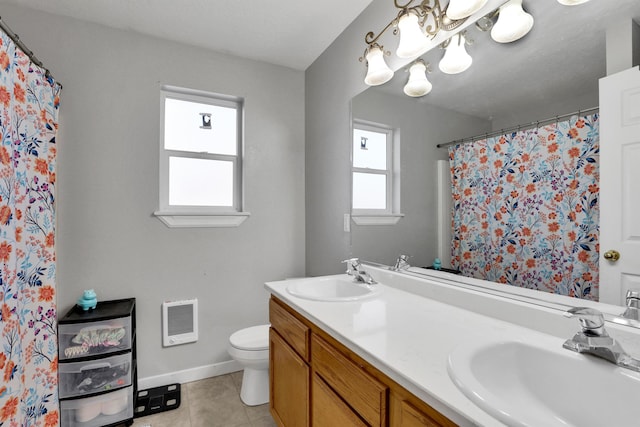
[626,290,640,308]
[392,254,411,271]
[342,258,360,274]
[342,258,360,266]
[564,307,606,336]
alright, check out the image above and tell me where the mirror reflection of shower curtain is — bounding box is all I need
[0,30,61,426]
[449,114,600,300]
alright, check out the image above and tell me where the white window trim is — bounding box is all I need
[153,212,250,228]
[154,85,250,228]
[351,214,404,226]
[351,119,403,225]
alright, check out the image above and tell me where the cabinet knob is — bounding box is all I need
[604,250,620,262]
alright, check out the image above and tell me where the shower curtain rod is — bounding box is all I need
[0,16,62,88]
[436,106,599,149]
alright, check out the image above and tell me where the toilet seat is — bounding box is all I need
[229,324,269,351]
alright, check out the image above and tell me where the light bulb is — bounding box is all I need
[439,35,472,74]
[491,0,534,43]
[557,0,589,4]
[364,46,394,86]
[404,61,432,97]
[446,0,489,20]
[396,12,429,59]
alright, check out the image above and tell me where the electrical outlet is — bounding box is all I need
[344,214,351,232]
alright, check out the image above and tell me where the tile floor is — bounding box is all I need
[129,372,276,427]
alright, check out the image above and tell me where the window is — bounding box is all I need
[351,120,403,225]
[154,86,249,227]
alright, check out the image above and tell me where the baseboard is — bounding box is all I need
[138,359,242,390]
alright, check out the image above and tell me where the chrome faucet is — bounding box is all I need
[391,254,411,271]
[620,290,640,321]
[342,258,377,285]
[563,307,640,372]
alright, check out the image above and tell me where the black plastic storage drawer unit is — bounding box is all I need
[58,298,137,427]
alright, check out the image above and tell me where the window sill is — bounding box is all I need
[153,211,250,228]
[352,214,404,226]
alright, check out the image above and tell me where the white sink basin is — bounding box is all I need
[286,275,382,302]
[448,338,640,426]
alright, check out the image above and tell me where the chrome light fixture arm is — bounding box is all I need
[363,0,466,47]
[364,16,400,47]
[439,30,473,50]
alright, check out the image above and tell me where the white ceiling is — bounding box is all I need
[0,0,373,70]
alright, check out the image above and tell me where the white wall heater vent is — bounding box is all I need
[162,299,198,347]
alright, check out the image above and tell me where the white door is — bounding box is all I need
[599,66,640,305]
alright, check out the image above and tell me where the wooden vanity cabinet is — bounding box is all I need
[269,296,456,427]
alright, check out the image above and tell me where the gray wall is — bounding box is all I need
[351,90,490,267]
[305,0,394,276]
[2,5,305,380]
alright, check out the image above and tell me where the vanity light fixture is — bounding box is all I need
[360,0,479,86]
[439,32,472,74]
[557,0,590,5]
[396,11,431,58]
[490,0,534,43]
[403,60,433,97]
[361,0,590,98]
[362,43,395,86]
[446,0,489,21]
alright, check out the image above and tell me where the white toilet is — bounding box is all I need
[228,324,270,406]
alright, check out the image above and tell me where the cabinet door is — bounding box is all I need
[312,373,367,427]
[396,400,440,427]
[390,393,456,427]
[270,328,309,427]
[312,334,387,426]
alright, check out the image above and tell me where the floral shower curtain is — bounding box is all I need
[449,114,599,300]
[0,30,61,426]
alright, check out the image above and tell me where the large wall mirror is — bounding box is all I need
[350,0,640,307]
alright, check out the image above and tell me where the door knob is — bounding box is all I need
[603,250,620,262]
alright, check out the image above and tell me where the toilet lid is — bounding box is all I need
[229,324,270,351]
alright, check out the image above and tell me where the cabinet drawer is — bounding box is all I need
[312,334,387,426]
[59,317,132,360]
[269,298,309,360]
[60,386,132,427]
[59,352,132,398]
[312,373,368,427]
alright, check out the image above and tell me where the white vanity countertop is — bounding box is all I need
[265,274,573,427]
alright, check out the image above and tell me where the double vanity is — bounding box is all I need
[265,261,640,426]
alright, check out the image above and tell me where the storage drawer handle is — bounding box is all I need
[79,362,112,371]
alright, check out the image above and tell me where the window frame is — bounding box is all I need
[351,119,403,225]
[155,85,249,228]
